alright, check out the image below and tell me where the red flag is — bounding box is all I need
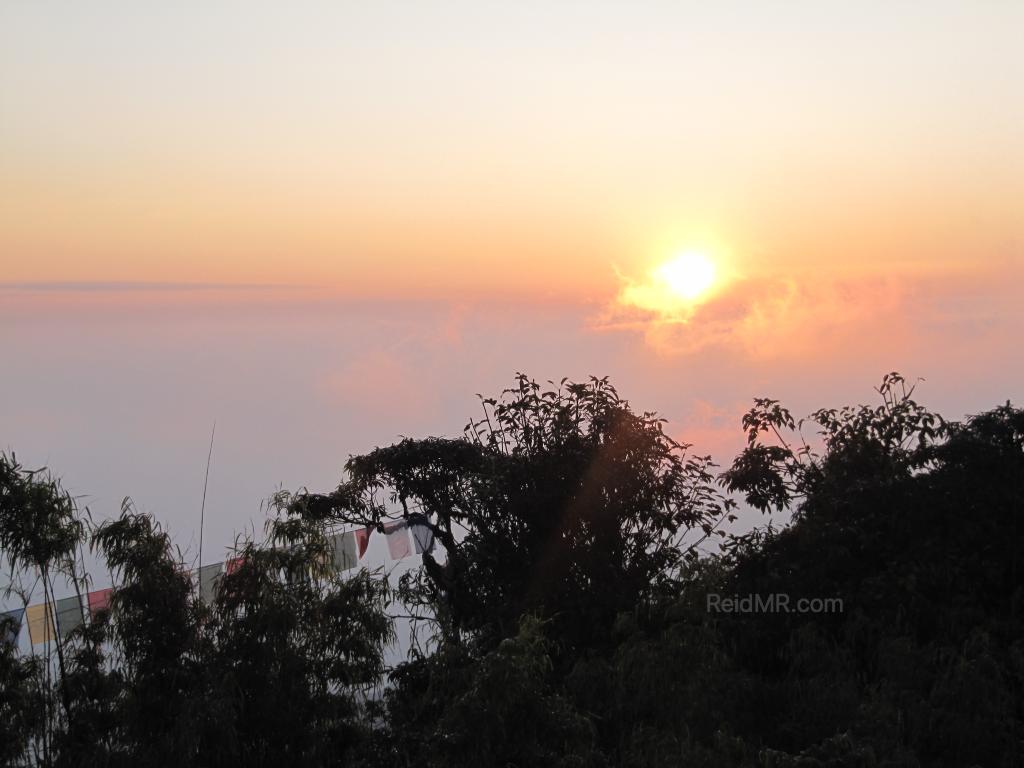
[87,588,112,617]
[355,527,372,558]
[225,556,245,575]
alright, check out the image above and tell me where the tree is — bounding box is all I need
[716,373,1024,765]
[91,503,210,766]
[1,459,396,767]
[3,373,1022,767]
[290,374,734,656]
[204,513,394,766]
[0,453,88,766]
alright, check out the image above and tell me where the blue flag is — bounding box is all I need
[1,608,25,646]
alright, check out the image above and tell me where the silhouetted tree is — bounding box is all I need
[293,374,734,655]
[203,514,394,766]
[2,373,1022,767]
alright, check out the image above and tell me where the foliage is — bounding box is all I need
[0,463,393,768]
[377,616,603,768]
[204,517,394,766]
[292,374,734,657]
[1,373,1022,767]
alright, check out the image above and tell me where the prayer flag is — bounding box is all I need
[87,588,112,617]
[1,608,24,646]
[410,521,435,555]
[331,531,358,571]
[384,521,412,560]
[283,548,309,586]
[198,563,223,603]
[27,602,55,646]
[355,527,371,558]
[55,595,84,638]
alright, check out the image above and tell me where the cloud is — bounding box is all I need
[594,269,914,359]
[0,281,292,293]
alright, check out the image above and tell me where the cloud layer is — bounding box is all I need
[595,263,1015,361]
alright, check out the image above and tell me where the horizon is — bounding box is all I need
[2,5,1023,765]
[2,0,1022,589]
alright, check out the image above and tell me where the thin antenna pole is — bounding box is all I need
[198,421,216,570]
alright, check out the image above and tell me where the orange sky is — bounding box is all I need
[2,2,1021,302]
[1,3,1023,558]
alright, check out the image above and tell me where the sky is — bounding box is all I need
[1,2,1023,597]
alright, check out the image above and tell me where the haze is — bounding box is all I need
[1,1,1021,556]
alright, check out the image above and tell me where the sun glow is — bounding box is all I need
[655,252,717,301]
[614,250,725,322]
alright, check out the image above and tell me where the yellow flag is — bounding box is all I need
[27,602,55,646]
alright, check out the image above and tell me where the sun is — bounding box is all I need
[654,251,717,301]
[615,248,724,321]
